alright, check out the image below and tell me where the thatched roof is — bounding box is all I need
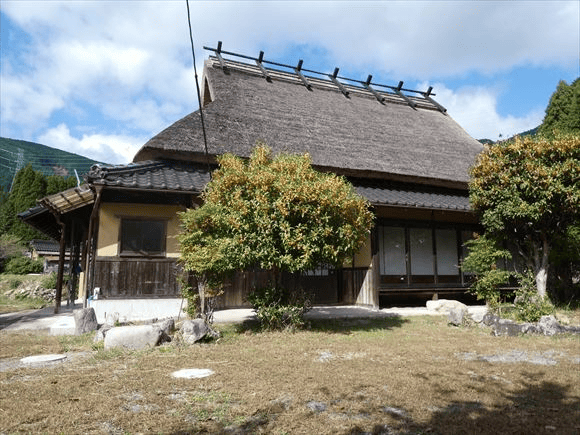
[133,56,482,188]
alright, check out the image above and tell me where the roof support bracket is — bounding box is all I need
[255,51,272,82]
[294,60,312,90]
[329,68,350,98]
[423,86,447,114]
[363,75,385,104]
[215,41,229,74]
[394,81,417,110]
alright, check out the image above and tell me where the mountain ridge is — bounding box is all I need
[0,137,108,192]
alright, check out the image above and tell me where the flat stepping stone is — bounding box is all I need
[171,368,214,379]
[20,354,67,364]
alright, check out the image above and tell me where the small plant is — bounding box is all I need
[514,272,555,322]
[247,285,311,331]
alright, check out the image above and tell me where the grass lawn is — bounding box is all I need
[1,316,579,434]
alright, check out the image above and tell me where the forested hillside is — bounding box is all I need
[478,77,579,144]
[0,137,106,193]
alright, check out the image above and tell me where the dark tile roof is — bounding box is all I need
[30,239,61,255]
[87,161,469,211]
[134,57,483,188]
[353,180,470,211]
[86,160,211,192]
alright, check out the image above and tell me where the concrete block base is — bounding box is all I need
[88,298,186,323]
[49,317,76,336]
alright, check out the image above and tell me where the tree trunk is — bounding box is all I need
[535,266,548,298]
[534,235,550,299]
[272,265,282,289]
[198,278,206,316]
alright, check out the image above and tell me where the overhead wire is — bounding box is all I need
[185,0,212,179]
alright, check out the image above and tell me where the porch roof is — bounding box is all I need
[18,205,60,240]
[39,185,95,214]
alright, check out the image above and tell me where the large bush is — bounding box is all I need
[179,145,373,324]
[4,256,43,275]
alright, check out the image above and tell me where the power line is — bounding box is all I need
[9,148,25,192]
[186,0,211,179]
[0,147,17,155]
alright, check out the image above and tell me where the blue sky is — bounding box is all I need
[1,1,578,165]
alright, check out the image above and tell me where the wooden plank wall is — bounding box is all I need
[94,258,179,298]
[216,269,340,308]
[341,260,378,307]
[218,270,272,308]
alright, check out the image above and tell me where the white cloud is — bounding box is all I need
[1,1,577,160]
[425,83,545,141]
[38,124,144,165]
[0,72,65,136]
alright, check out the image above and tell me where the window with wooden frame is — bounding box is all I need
[119,218,167,256]
[378,221,477,288]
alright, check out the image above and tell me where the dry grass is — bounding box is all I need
[0,274,50,313]
[1,316,579,434]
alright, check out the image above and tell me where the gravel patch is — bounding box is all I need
[456,349,577,365]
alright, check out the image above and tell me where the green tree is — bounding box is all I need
[0,234,23,272]
[46,174,77,196]
[0,165,76,242]
[539,78,580,136]
[468,134,580,299]
[179,145,374,321]
[0,164,47,241]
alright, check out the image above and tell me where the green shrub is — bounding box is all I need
[8,278,23,289]
[181,282,200,318]
[461,235,514,313]
[41,272,57,289]
[40,272,71,290]
[514,273,555,322]
[247,286,311,331]
[4,256,43,275]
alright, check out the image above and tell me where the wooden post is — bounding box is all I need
[54,221,66,314]
[84,186,102,308]
[67,220,75,307]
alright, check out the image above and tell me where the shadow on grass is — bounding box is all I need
[233,315,410,334]
[308,316,410,333]
[167,381,579,435]
[346,380,580,435]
